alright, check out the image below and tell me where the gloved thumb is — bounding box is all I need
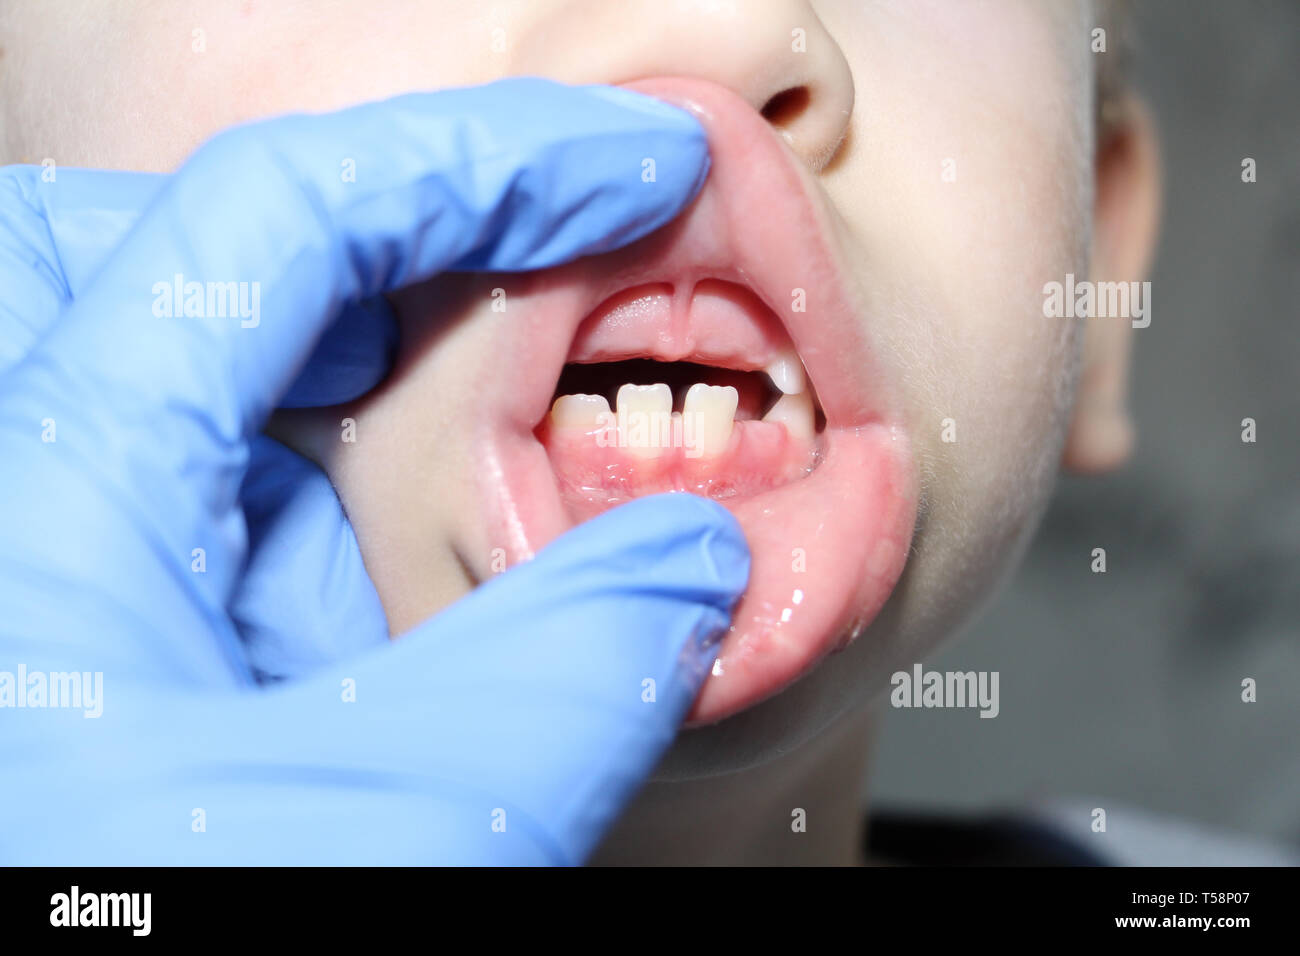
[397,492,748,863]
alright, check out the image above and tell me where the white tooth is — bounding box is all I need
[617,383,673,458]
[683,383,739,457]
[550,393,611,429]
[762,389,815,440]
[764,351,806,395]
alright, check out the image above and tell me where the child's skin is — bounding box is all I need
[1,0,1159,863]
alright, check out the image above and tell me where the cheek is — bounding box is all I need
[822,0,1089,625]
[888,146,1083,635]
[2,1,512,169]
[266,280,508,636]
[267,392,480,636]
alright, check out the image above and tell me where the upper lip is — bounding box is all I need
[563,278,800,382]
[493,75,890,439]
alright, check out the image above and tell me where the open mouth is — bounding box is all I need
[538,293,825,509]
[470,77,918,724]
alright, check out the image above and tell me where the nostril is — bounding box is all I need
[760,86,811,130]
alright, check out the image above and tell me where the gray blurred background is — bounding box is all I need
[870,0,1300,846]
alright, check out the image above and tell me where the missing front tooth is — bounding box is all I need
[553,359,777,420]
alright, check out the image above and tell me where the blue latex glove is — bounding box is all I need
[0,168,399,680]
[0,78,749,864]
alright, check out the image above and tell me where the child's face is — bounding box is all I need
[4,1,1143,771]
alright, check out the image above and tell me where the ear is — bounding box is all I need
[1062,95,1162,474]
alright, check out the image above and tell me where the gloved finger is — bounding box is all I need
[382,493,750,864]
[0,165,395,405]
[232,436,389,682]
[0,166,163,372]
[0,167,395,681]
[278,295,397,407]
[31,77,707,443]
[3,493,747,865]
[0,78,708,658]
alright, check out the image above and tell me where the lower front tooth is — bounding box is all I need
[550,393,611,430]
[617,383,673,458]
[762,389,815,440]
[683,383,739,457]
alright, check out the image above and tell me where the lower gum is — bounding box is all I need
[537,418,819,518]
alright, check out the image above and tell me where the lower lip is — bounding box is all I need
[692,421,914,720]
[487,412,915,723]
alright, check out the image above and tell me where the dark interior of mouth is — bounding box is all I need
[553,358,780,420]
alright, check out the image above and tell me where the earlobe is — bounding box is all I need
[1063,94,1162,474]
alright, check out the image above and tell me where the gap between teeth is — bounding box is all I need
[550,378,814,457]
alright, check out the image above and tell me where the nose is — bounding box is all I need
[508,0,855,172]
